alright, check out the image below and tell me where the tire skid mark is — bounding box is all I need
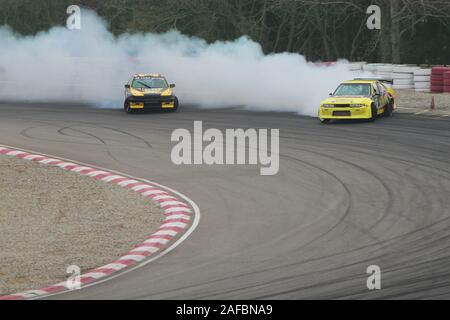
[192,220,450,300]
[135,213,450,300]
[136,134,450,299]
[101,126,153,149]
[287,146,395,231]
[20,125,103,146]
[56,126,123,166]
[285,143,446,291]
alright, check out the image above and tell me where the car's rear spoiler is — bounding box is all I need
[354,78,394,85]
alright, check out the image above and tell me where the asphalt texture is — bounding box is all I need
[0,102,449,299]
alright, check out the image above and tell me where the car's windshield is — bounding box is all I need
[333,83,371,96]
[132,77,168,90]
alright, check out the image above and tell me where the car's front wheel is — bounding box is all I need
[124,101,133,114]
[169,96,179,112]
[319,118,330,124]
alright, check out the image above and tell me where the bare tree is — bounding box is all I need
[1,0,449,63]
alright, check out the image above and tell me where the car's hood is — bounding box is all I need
[321,96,372,105]
[130,87,173,97]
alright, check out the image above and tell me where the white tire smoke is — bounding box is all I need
[0,9,361,116]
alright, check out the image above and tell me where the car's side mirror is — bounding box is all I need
[124,84,130,89]
[170,84,176,88]
[329,93,333,96]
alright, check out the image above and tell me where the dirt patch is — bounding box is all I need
[0,156,164,295]
[396,90,450,112]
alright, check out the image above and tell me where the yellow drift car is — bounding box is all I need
[318,79,396,123]
[124,73,178,113]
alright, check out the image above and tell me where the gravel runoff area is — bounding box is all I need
[395,90,450,115]
[0,155,164,295]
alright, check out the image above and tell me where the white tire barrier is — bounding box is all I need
[413,68,432,92]
[394,79,414,86]
[414,75,431,82]
[346,63,439,93]
[393,72,413,79]
[414,81,431,89]
[394,84,415,89]
[414,69,432,76]
[415,89,431,93]
[393,66,420,73]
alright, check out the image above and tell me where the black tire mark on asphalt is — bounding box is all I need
[57,126,122,165]
[20,125,102,146]
[101,126,153,149]
[129,131,450,299]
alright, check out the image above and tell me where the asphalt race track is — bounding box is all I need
[0,102,449,299]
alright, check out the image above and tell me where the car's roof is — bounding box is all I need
[134,73,165,78]
[342,80,376,84]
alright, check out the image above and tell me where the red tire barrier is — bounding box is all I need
[432,75,444,80]
[432,67,450,75]
[431,67,450,93]
[444,72,450,92]
[431,85,444,93]
[431,79,444,86]
[444,72,450,82]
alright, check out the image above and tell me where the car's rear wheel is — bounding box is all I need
[384,100,394,117]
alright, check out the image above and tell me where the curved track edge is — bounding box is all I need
[0,144,201,300]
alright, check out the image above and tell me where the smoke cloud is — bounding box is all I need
[0,9,361,116]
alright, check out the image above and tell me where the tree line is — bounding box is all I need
[0,0,449,64]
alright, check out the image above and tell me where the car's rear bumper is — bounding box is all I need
[319,107,372,119]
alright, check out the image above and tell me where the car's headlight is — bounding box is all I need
[350,104,366,107]
[322,104,334,108]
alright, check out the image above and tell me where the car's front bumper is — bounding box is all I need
[126,95,176,109]
[319,106,371,119]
